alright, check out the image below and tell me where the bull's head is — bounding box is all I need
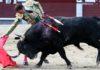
[17,40,39,59]
[16,18,58,59]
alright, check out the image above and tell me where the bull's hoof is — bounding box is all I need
[24,62,28,66]
[96,61,100,65]
[96,58,100,65]
[67,65,72,69]
[35,64,42,68]
[44,59,49,64]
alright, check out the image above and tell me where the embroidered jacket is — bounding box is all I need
[23,0,44,19]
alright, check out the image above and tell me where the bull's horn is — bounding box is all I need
[10,52,20,58]
[15,34,25,41]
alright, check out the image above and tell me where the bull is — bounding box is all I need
[17,16,100,68]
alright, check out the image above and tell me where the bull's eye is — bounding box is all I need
[23,46,27,49]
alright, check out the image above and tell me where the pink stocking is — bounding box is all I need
[24,55,28,62]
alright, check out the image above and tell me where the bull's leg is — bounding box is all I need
[96,49,100,65]
[36,53,48,68]
[44,59,49,63]
[87,39,100,65]
[58,48,72,69]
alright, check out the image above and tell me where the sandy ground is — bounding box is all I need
[0,24,100,70]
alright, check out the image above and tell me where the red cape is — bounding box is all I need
[0,36,16,68]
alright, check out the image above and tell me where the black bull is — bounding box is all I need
[17,16,100,68]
